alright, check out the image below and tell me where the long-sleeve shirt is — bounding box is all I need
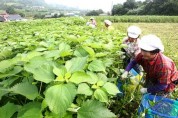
[126,52,178,93]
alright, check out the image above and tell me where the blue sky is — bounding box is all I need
[44,0,145,12]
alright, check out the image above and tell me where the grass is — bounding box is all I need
[114,23,178,66]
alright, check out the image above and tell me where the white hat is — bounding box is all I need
[90,17,94,20]
[138,34,164,52]
[127,26,141,38]
[104,20,112,26]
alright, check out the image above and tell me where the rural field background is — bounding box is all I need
[0,16,178,118]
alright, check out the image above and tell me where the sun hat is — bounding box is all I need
[138,34,164,52]
[104,20,112,26]
[90,17,94,20]
[127,26,141,38]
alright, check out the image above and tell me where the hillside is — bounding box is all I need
[0,0,46,6]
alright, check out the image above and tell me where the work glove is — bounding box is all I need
[140,88,147,94]
[121,71,128,80]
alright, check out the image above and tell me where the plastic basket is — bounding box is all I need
[138,94,178,118]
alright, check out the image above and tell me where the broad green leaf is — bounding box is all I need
[78,100,116,118]
[97,73,108,82]
[102,82,120,95]
[24,56,48,70]
[97,80,104,87]
[77,83,93,96]
[32,64,54,83]
[0,66,23,79]
[94,88,108,103]
[0,102,17,118]
[0,76,19,87]
[22,51,43,61]
[53,65,67,76]
[18,102,42,118]
[45,112,72,118]
[65,57,87,73]
[10,82,39,100]
[41,100,48,111]
[88,43,103,49]
[24,57,55,83]
[58,42,72,57]
[88,60,106,72]
[0,49,12,61]
[44,50,60,59]
[44,111,60,118]
[69,71,93,84]
[86,71,98,84]
[45,83,77,117]
[83,46,95,57]
[103,58,114,67]
[0,59,16,73]
[74,47,89,57]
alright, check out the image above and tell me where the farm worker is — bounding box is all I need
[104,20,114,30]
[121,34,178,97]
[121,25,142,73]
[86,17,97,28]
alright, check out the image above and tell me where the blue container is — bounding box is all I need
[138,94,178,118]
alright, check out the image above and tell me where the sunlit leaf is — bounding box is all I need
[45,83,77,117]
[78,100,116,118]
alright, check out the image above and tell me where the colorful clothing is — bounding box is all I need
[123,37,140,59]
[91,20,97,26]
[126,52,178,93]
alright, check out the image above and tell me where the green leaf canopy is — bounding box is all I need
[24,56,55,83]
[10,82,39,100]
[45,83,77,118]
[65,57,88,73]
[0,102,17,118]
[78,100,116,118]
[18,102,42,118]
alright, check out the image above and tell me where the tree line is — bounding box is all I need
[112,0,178,15]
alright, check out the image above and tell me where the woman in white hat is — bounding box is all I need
[86,17,97,28]
[122,34,178,97]
[122,25,142,73]
[104,20,114,30]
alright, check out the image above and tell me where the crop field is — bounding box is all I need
[0,17,178,118]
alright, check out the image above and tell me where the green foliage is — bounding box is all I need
[10,82,39,100]
[0,17,123,117]
[0,102,17,118]
[45,83,77,117]
[77,83,93,96]
[65,57,88,73]
[24,56,55,83]
[78,100,116,118]
[88,60,106,72]
[17,102,42,118]
[112,0,178,15]
[86,9,104,16]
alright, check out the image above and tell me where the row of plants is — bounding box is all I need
[0,17,141,118]
[87,16,178,23]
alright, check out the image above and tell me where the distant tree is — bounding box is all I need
[123,0,137,10]
[85,9,103,16]
[59,13,65,17]
[111,4,127,15]
[6,7,16,14]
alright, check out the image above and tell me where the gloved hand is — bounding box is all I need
[121,71,128,79]
[140,88,147,94]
